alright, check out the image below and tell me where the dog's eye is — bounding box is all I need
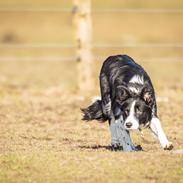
[136,106,142,114]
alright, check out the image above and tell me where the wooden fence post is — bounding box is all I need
[73,0,94,93]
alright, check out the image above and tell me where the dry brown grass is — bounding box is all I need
[0,60,182,183]
[0,1,183,182]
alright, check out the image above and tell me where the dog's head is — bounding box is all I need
[114,86,152,130]
[121,98,152,130]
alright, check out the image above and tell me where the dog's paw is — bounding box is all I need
[111,143,123,151]
[163,142,173,150]
[134,145,143,151]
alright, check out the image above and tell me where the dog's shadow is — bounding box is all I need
[78,145,112,151]
[78,144,143,151]
[78,145,133,151]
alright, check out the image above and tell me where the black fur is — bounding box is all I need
[81,55,157,127]
[81,100,107,122]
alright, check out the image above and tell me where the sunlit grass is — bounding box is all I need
[0,60,182,183]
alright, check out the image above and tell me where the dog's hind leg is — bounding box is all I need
[100,73,111,118]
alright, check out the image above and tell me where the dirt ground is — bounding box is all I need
[0,60,182,183]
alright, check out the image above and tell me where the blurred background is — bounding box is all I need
[0,0,183,95]
[0,1,183,182]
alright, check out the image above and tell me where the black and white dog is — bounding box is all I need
[82,55,173,150]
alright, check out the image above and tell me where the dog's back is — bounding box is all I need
[100,55,151,89]
[82,54,156,121]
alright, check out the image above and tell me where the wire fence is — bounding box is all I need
[0,56,182,62]
[0,7,183,13]
[1,43,183,48]
[0,7,183,62]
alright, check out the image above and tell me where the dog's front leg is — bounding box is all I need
[150,117,173,150]
[109,118,120,149]
[109,116,139,151]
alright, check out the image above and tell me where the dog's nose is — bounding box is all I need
[126,122,132,128]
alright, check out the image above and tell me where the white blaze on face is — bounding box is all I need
[124,100,139,130]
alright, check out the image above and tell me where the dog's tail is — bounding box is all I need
[81,100,108,122]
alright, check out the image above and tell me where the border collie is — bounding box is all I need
[82,55,173,150]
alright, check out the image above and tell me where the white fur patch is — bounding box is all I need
[150,117,170,148]
[129,75,144,85]
[104,101,111,114]
[91,96,101,103]
[128,86,140,94]
[124,100,139,130]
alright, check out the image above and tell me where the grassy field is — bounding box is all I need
[0,0,183,182]
[0,60,183,183]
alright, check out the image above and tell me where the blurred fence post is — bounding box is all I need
[73,0,94,92]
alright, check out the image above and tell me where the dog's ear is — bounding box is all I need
[141,87,153,104]
[116,85,130,103]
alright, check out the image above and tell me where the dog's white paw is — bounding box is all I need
[163,142,173,150]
